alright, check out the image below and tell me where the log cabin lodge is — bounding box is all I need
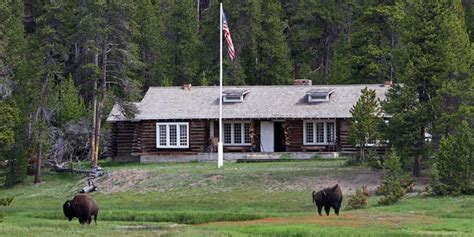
[107,80,390,162]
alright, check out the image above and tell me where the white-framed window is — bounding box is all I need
[223,121,251,145]
[156,122,189,148]
[303,120,336,145]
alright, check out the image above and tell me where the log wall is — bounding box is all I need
[110,118,371,161]
[285,120,304,151]
[110,121,139,161]
[140,120,209,154]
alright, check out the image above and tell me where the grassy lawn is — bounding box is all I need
[0,160,473,236]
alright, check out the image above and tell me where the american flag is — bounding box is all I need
[222,12,235,60]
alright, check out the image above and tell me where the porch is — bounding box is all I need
[138,152,342,163]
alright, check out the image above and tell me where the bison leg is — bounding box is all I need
[94,214,98,225]
[316,204,323,216]
[334,202,342,216]
[324,205,331,216]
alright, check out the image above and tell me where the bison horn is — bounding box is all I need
[323,191,327,196]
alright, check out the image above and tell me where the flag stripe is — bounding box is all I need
[222,12,235,60]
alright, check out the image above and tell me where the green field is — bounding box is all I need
[0,160,473,236]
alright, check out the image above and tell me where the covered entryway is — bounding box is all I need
[260,121,274,152]
[260,121,286,152]
[274,122,286,152]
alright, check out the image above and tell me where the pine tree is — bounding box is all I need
[1,0,33,186]
[433,121,473,195]
[0,102,19,150]
[383,0,472,177]
[349,87,383,161]
[240,1,261,85]
[55,75,87,124]
[30,0,74,183]
[162,0,202,86]
[434,1,473,136]
[198,1,246,86]
[350,1,397,84]
[255,1,291,85]
[281,0,319,80]
[377,149,406,205]
[134,0,167,89]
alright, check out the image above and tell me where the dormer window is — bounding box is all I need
[222,89,250,103]
[306,89,335,103]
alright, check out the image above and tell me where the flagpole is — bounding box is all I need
[217,2,224,168]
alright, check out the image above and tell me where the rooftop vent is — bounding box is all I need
[222,89,250,103]
[306,88,335,103]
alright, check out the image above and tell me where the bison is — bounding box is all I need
[312,184,343,216]
[63,193,99,225]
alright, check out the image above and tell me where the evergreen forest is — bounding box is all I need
[0,0,472,188]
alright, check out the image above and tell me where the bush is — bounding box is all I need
[377,176,406,205]
[366,150,383,170]
[347,186,369,209]
[0,196,14,222]
[377,150,408,205]
[344,154,362,166]
[430,122,473,196]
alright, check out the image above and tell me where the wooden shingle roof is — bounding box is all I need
[107,84,389,121]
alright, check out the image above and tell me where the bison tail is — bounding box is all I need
[312,191,316,203]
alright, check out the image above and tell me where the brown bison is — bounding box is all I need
[312,184,343,216]
[63,193,99,225]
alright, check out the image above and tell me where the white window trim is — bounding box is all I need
[156,122,189,148]
[303,120,336,145]
[223,121,251,146]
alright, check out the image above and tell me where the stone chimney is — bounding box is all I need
[293,79,312,86]
[182,83,192,90]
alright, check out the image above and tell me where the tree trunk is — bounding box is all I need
[34,67,50,184]
[413,154,422,177]
[413,127,424,177]
[90,53,99,169]
[360,144,365,162]
[34,143,41,184]
[93,44,109,169]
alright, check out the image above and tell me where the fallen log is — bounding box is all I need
[47,160,105,177]
[80,179,97,193]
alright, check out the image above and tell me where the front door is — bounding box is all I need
[274,122,286,152]
[260,121,274,152]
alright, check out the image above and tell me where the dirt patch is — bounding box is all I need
[202,213,438,228]
[94,169,152,194]
[263,170,384,195]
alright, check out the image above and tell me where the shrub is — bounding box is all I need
[344,154,362,167]
[366,150,383,170]
[430,122,473,196]
[377,176,406,205]
[0,196,14,222]
[347,186,369,209]
[377,150,408,205]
